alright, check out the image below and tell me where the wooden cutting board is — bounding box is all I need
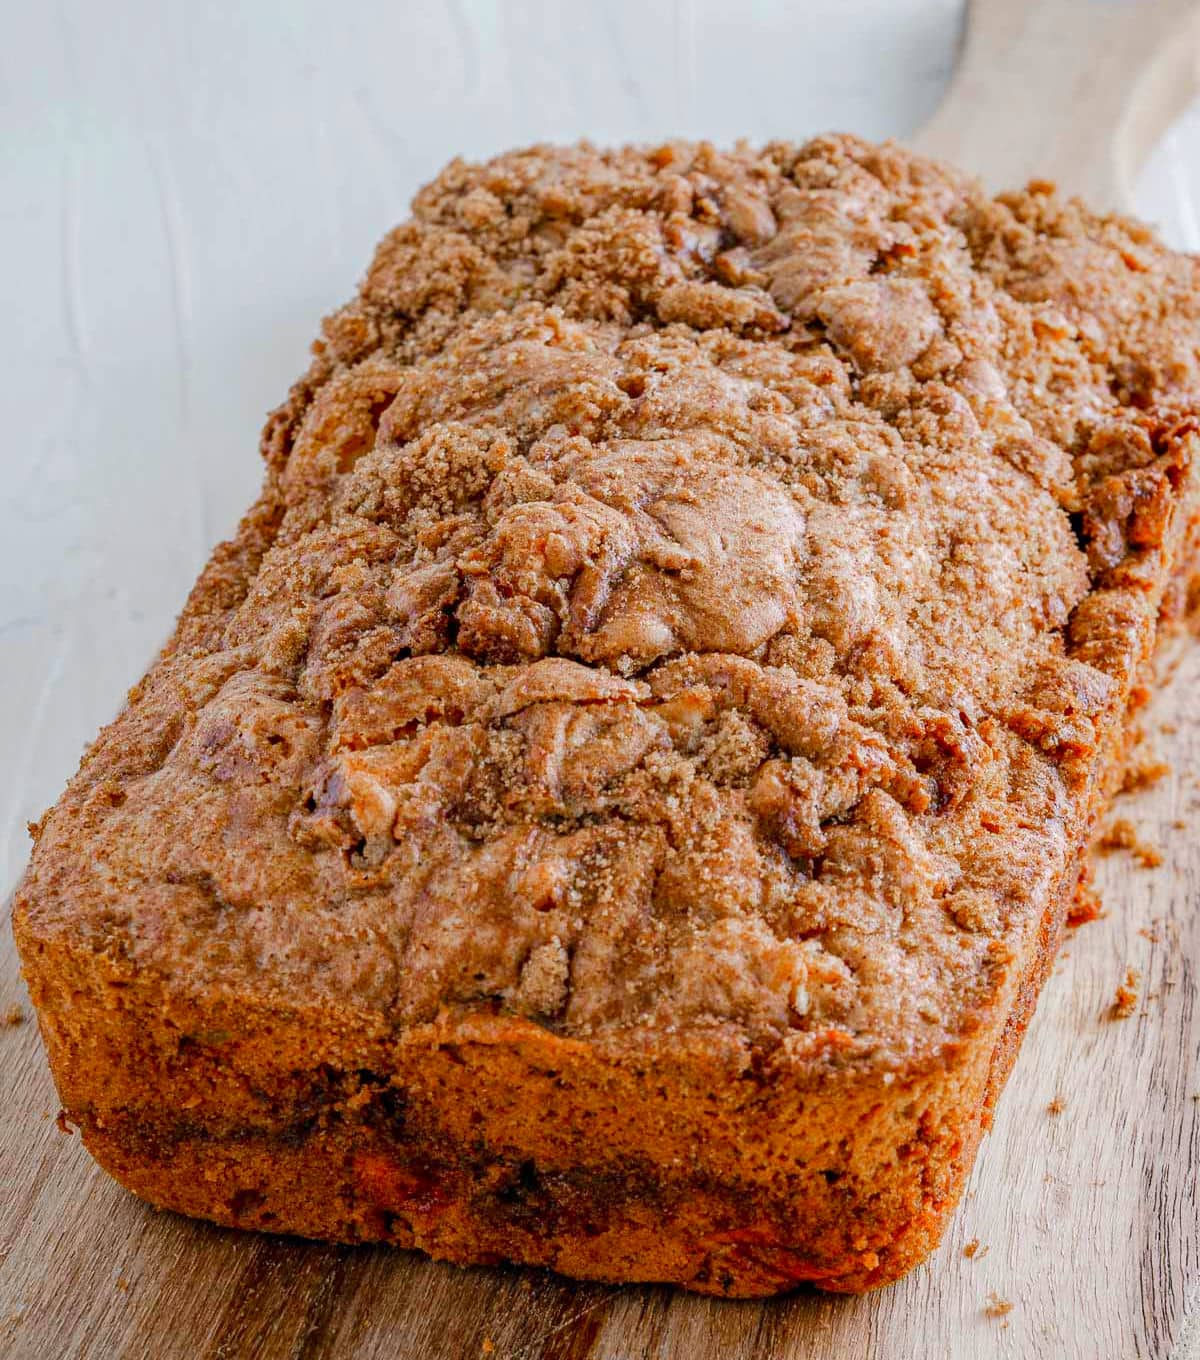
[2,2,1199,1356]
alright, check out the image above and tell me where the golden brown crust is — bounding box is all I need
[14,135,1200,1294]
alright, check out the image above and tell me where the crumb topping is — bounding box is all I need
[20,136,1200,1058]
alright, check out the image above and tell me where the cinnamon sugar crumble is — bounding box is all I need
[1046,1096,1066,1115]
[984,1292,1014,1319]
[1067,873,1104,928]
[1120,757,1170,794]
[963,1238,990,1260]
[1100,819,1163,868]
[18,136,1200,1057]
[1108,968,1141,1020]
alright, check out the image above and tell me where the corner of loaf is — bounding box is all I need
[13,133,1200,1296]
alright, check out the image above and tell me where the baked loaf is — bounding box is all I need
[14,136,1200,1295]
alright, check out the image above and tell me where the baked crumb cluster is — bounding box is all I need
[35,136,1200,1056]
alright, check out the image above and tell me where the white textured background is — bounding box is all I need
[0,0,1196,898]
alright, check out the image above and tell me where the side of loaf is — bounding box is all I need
[13,135,1200,1294]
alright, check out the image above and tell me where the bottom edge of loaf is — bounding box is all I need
[76,1125,938,1297]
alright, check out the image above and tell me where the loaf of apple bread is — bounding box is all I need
[14,135,1200,1294]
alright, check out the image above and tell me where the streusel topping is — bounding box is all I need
[26,136,1200,1060]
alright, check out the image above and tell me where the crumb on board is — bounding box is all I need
[1160,721,1178,735]
[1099,818,1163,868]
[1047,1096,1066,1116]
[963,1238,990,1260]
[1067,866,1103,928]
[481,1340,495,1356]
[2,1004,25,1027]
[984,1292,1014,1320]
[1108,968,1141,1021]
[1121,758,1171,794]
[116,1277,129,1293]
[1067,888,1103,928]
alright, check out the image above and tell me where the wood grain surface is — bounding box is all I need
[916,0,1200,210]
[3,2,1200,1357]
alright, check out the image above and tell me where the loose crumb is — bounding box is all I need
[481,1340,495,1355]
[1067,880,1103,928]
[1047,1096,1066,1116]
[1108,968,1140,1020]
[984,1292,1013,1319]
[2,1004,25,1027]
[1173,819,1187,831]
[1121,758,1171,794]
[1067,863,1103,928]
[1100,818,1163,868]
[116,1277,129,1293]
[1160,721,1178,735]
[963,1238,990,1260]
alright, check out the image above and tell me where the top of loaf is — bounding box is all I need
[19,135,1200,1066]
